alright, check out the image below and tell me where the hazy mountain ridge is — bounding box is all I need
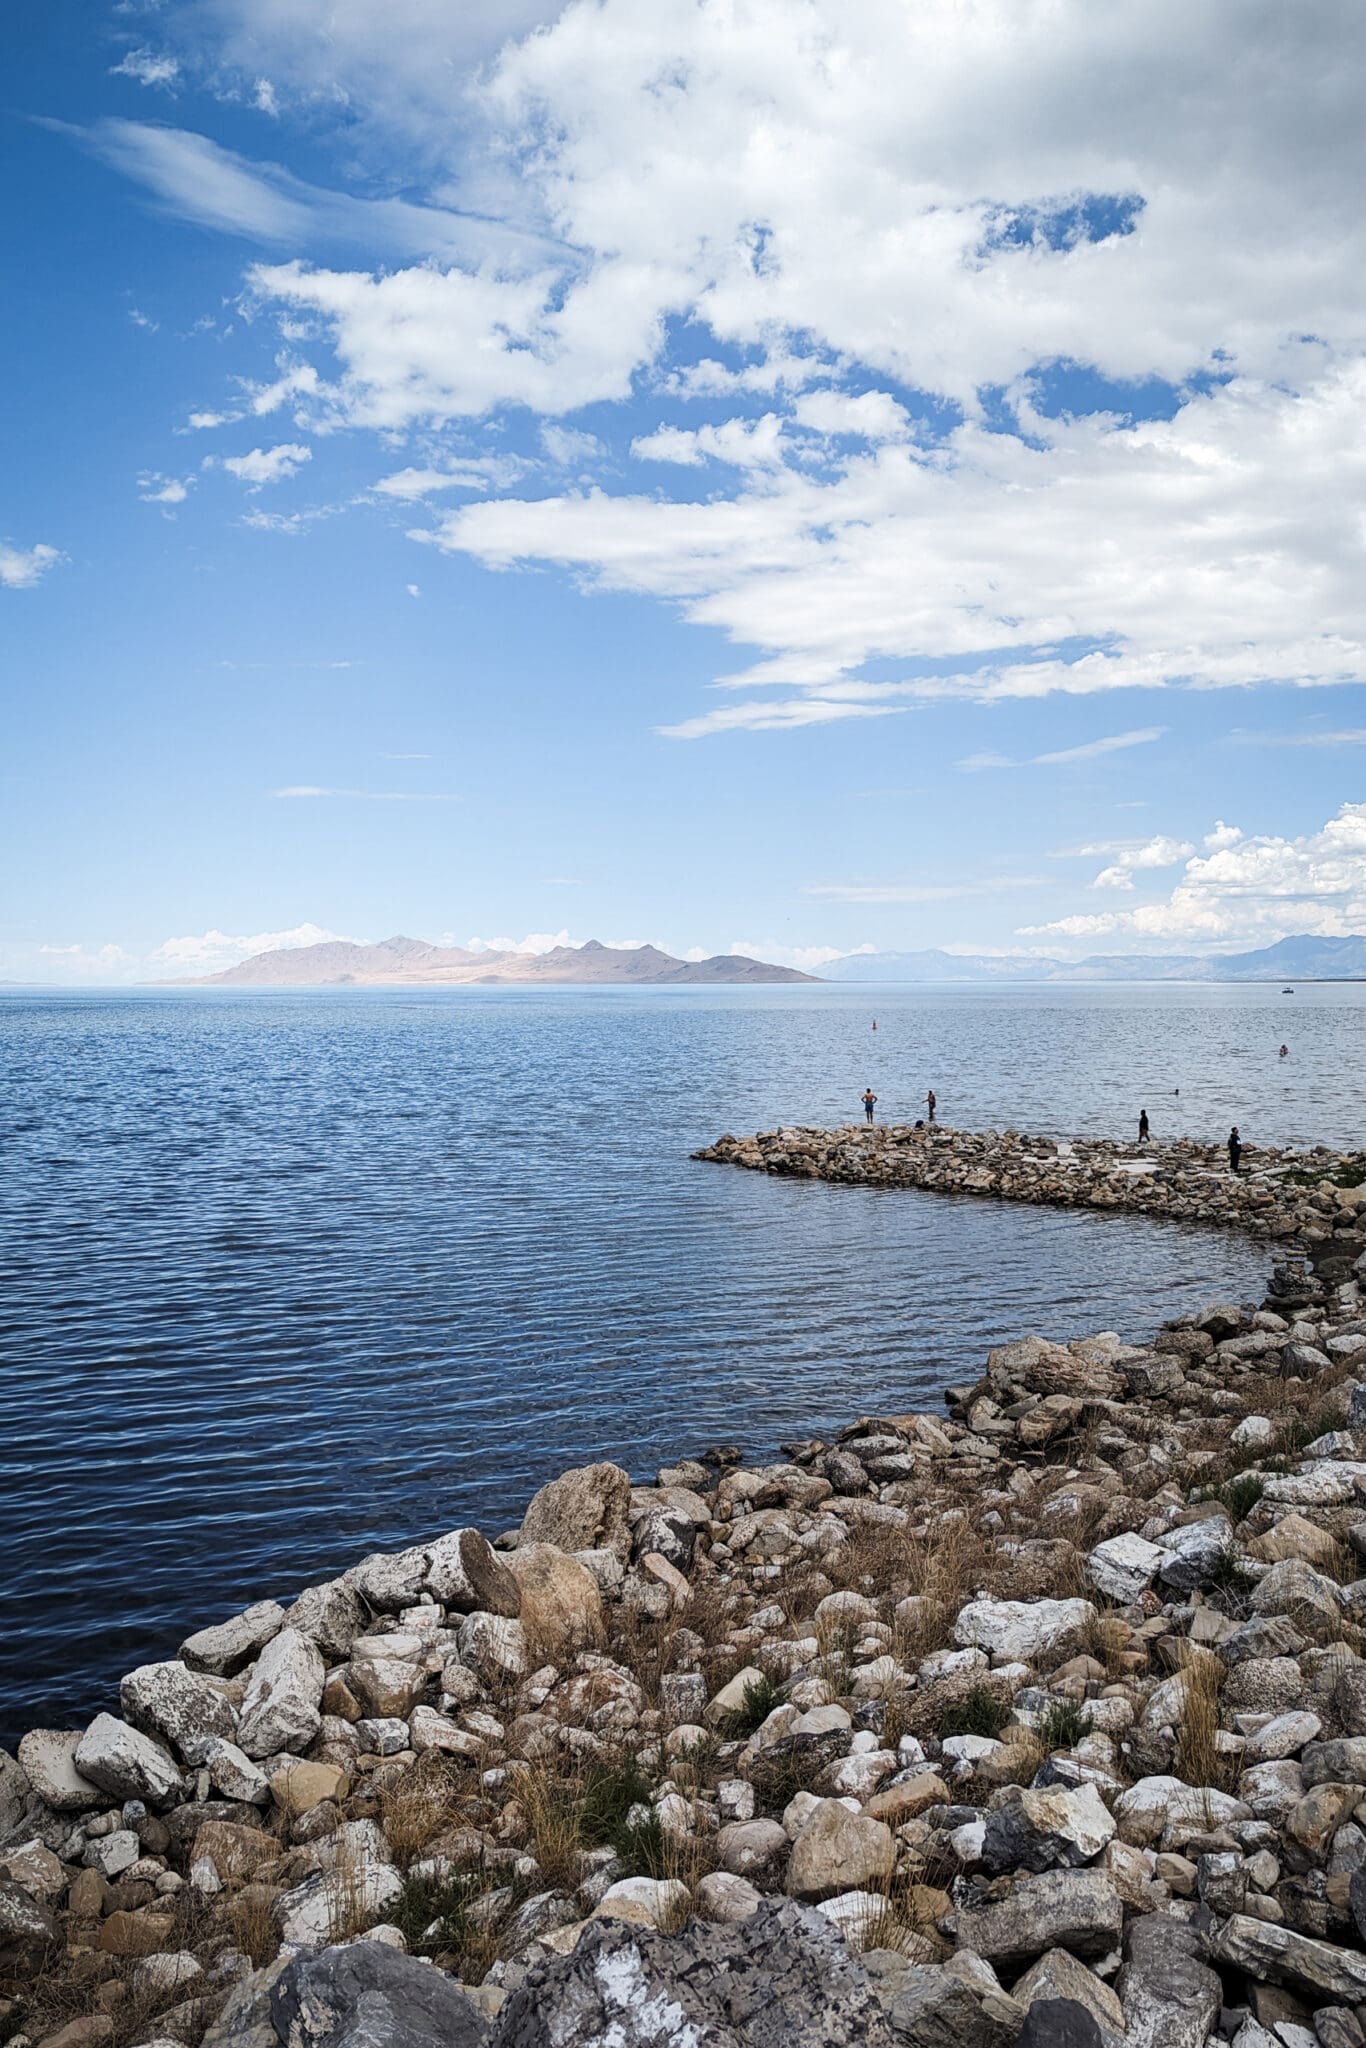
[822,934,1366,983]
[176,935,816,986]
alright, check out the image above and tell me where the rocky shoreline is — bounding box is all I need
[694,1124,1366,1239]
[4,1145,1366,2045]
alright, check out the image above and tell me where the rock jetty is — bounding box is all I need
[4,1154,1366,2044]
[695,1124,1366,1239]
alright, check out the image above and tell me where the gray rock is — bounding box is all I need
[1300,1738,1366,1787]
[237,1628,325,1758]
[286,1579,369,1658]
[0,1750,32,1844]
[1248,1558,1342,1634]
[1012,1949,1123,2039]
[350,1546,430,1612]
[201,1956,291,2048]
[491,1897,898,2046]
[0,1879,57,1972]
[951,1869,1122,1970]
[269,1938,489,2048]
[1314,2010,1366,2048]
[424,1529,521,1616]
[887,1966,1017,2046]
[1084,1534,1165,1604]
[1015,2003,1104,2048]
[953,1599,1096,1665]
[15,1730,100,1814]
[980,1784,1114,1876]
[74,1712,185,1806]
[181,1600,286,1676]
[1208,1914,1366,2002]
[1117,1911,1221,2048]
[1156,1516,1234,1591]
[120,1660,238,1759]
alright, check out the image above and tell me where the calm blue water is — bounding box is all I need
[3,981,1360,1747]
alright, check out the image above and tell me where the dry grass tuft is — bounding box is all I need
[1176,1658,1233,1792]
[380,1750,470,1868]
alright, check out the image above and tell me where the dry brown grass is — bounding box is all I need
[379,1750,471,1868]
[1176,1658,1234,1792]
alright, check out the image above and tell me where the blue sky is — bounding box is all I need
[5,0,1366,980]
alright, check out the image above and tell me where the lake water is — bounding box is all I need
[3,980,1361,1747]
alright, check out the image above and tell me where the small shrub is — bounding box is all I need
[389,1869,507,1980]
[1219,1472,1265,1522]
[721,1672,781,1737]
[579,1756,657,1854]
[1177,1661,1233,1791]
[1036,1699,1092,1753]
[936,1683,1009,1741]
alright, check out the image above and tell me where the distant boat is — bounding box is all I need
[1282,986,1295,993]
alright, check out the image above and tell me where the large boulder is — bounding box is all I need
[0,1880,57,1974]
[285,1579,369,1658]
[518,1463,633,1557]
[424,1529,521,1616]
[1012,1950,1123,2040]
[237,1629,325,1758]
[1116,1911,1221,2048]
[1084,1534,1165,1604]
[887,1965,1019,2047]
[980,1784,1115,1876]
[181,1600,286,1676]
[503,1544,603,1655]
[120,1660,238,1759]
[74,1713,185,1806]
[269,1938,489,2048]
[491,1897,899,2046]
[0,1751,32,1844]
[1208,1914,1366,2003]
[954,1599,1096,1666]
[951,1870,1123,1970]
[273,1864,404,1949]
[786,1800,895,1901]
[15,1730,100,1814]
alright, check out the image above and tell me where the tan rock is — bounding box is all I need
[66,1867,109,1919]
[95,1909,174,1957]
[190,1819,277,1886]
[519,1462,633,1557]
[347,1657,428,1720]
[1253,1515,1341,1569]
[864,1774,950,1824]
[269,1761,348,1817]
[504,1544,604,1656]
[35,2020,114,2048]
[786,1799,895,1901]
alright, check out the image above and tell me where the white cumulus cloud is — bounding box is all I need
[221,441,312,487]
[0,543,63,589]
[1020,802,1366,944]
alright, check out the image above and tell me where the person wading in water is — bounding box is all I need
[863,1088,877,1124]
[1228,1126,1242,1174]
[1138,1109,1150,1142]
[926,1089,936,1123]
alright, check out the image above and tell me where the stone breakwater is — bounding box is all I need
[4,1173,1366,2044]
[695,1124,1366,1240]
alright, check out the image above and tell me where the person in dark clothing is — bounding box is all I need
[1138,1110,1149,1142]
[926,1089,936,1123]
[1228,1126,1242,1173]
[863,1088,877,1124]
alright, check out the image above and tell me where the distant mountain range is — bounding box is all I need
[822,934,1366,983]
[175,935,816,987]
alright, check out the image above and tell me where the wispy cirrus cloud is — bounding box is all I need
[805,876,1045,905]
[959,727,1167,772]
[271,784,458,800]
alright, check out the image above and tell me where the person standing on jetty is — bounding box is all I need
[1228,1126,1242,1174]
[1138,1109,1150,1142]
[926,1089,936,1123]
[862,1087,877,1124]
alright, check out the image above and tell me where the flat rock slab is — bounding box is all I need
[493,1897,898,2047]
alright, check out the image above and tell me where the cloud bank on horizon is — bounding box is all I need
[6,0,1366,969]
